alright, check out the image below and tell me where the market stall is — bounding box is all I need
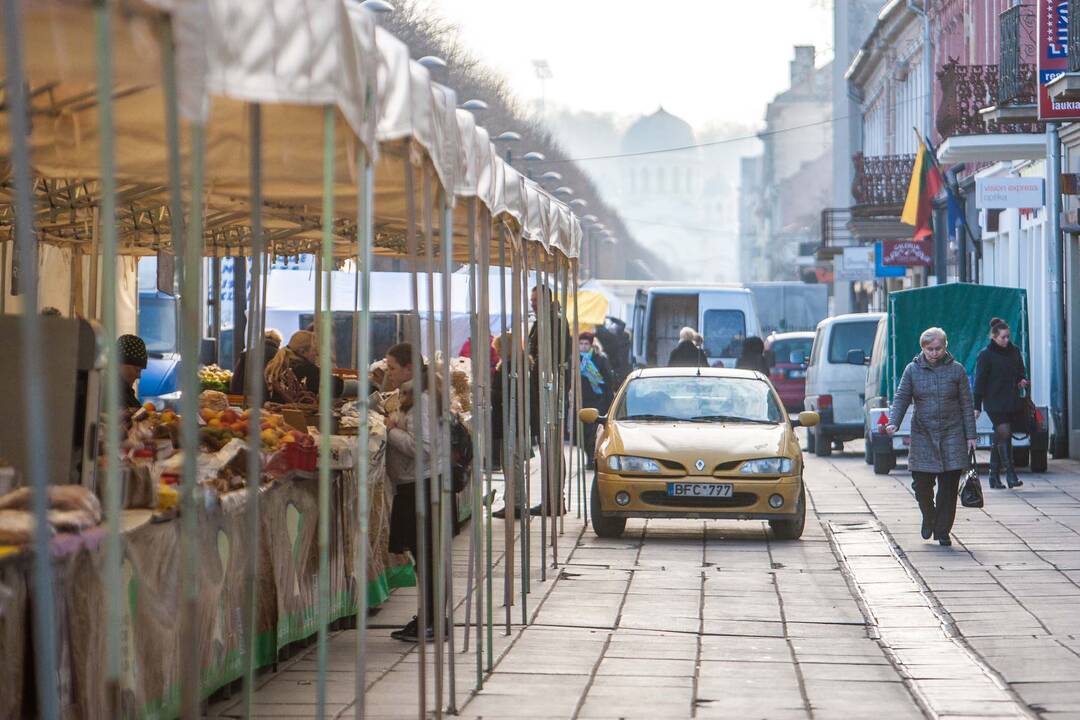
[0,0,584,717]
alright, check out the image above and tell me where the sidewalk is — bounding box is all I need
[806,449,1080,718]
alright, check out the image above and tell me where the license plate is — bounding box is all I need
[788,370,806,379]
[667,483,733,498]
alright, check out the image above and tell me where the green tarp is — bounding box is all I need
[883,283,1029,400]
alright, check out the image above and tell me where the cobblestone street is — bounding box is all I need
[207,444,1080,719]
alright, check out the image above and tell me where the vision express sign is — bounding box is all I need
[976,177,1045,209]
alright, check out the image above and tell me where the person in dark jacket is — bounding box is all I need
[974,317,1029,489]
[596,316,632,387]
[736,336,770,375]
[527,285,572,516]
[230,329,282,395]
[668,327,709,367]
[578,332,615,469]
[118,334,148,409]
[886,327,977,546]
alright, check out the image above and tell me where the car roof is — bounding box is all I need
[816,312,884,329]
[767,331,815,341]
[630,367,764,380]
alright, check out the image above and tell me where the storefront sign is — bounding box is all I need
[835,246,875,282]
[1038,0,1080,120]
[881,238,933,267]
[875,242,906,278]
[975,177,1046,209]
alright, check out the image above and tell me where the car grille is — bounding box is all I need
[639,491,758,508]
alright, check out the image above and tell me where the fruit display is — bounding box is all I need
[199,364,233,392]
[198,406,307,452]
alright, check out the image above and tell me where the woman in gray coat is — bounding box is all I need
[885,327,977,546]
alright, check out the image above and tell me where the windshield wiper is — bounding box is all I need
[623,414,681,422]
[690,415,778,425]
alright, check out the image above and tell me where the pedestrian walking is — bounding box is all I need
[974,317,1029,489]
[736,336,770,375]
[668,327,709,367]
[578,332,615,469]
[885,327,977,546]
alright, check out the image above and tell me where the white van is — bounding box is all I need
[632,286,761,369]
[803,312,883,456]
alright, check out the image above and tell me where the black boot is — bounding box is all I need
[1001,440,1023,488]
[988,444,1005,489]
[920,510,936,540]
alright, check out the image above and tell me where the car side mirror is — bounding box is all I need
[792,411,820,428]
[579,408,603,425]
[846,349,868,366]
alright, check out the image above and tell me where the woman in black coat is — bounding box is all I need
[577,332,615,469]
[974,317,1029,489]
[736,336,770,375]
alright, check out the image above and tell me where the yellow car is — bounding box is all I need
[579,367,819,540]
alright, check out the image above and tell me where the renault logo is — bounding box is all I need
[695,459,706,472]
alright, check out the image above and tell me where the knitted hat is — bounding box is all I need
[118,334,148,369]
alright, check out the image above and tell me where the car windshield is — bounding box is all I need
[616,375,784,424]
[771,337,813,366]
[828,321,878,364]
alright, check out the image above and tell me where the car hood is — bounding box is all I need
[605,420,792,472]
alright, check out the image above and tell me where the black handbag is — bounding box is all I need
[960,450,984,509]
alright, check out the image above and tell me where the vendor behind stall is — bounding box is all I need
[264,330,344,404]
[118,333,148,409]
[231,328,282,395]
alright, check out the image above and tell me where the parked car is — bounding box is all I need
[765,331,815,412]
[631,286,762,369]
[803,313,884,457]
[579,367,820,540]
[863,283,1049,475]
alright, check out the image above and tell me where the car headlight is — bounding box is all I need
[607,455,663,474]
[739,457,794,475]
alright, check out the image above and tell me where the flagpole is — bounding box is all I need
[913,127,980,282]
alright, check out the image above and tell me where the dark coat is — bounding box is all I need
[668,340,709,368]
[266,358,345,404]
[123,383,141,409]
[230,340,281,395]
[973,341,1026,413]
[579,350,615,411]
[888,352,977,473]
[736,352,770,375]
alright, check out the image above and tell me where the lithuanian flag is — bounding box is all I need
[900,135,944,240]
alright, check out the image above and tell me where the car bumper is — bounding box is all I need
[595,471,803,520]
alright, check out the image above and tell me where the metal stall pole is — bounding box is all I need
[353,142,375,720]
[517,242,532,604]
[422,170,446,719]
[504,237,519,632]
[3,3,59,715]
[477,209,494,678]
[462,199,480,672]
[572,262,586,526]
[315,106,337,720]
[493,223,508,660]
[439,191,458,713]
[91,5,123,713]
[536,249,552,581]
[241,104,267,718]
[556,258,570,540]
[509,239,527,627]
[403,149,428,720]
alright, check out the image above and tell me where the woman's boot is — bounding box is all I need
[1001,440,1023,488]
[988,444,1005,489]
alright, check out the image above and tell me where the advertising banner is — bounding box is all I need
[1038,0,1080,120]
[881,238,934,267]
[836,246,875,282]
[975,177,1046,208]
[875,241,907,278]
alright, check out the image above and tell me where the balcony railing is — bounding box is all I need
[851,152,914,211]
[820,208,852,254]
[999,4,1037,105]
[1069,0,1080,72]
[937,60,1043,138]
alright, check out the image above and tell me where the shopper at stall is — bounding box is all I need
[230,329,282,395]
[383,342,442,642]
[263,330,344,404]
[118,333,148,409]
[974,317,1029,489]
[885,327,977,546]
[528,286,572,516]
[578,332,615,469]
